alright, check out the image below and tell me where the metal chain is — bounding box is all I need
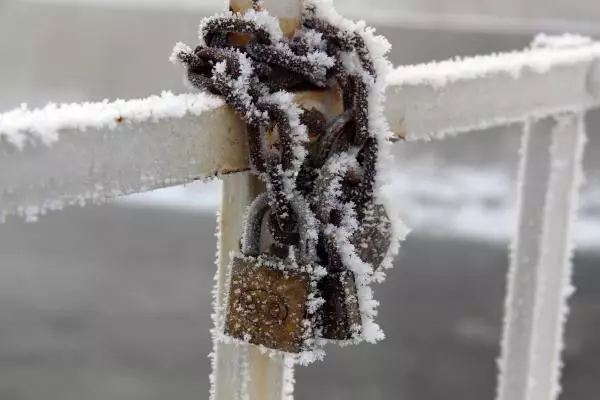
[172,5,380,269]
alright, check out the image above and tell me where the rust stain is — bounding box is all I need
[229,0,254,14]
[255,349,269,397]
[115,116,124,124]
[217,166,251,176]
[392,117,407,141]
[295,87,344,116]
[229,1,300,38]
[279,17,302,38]
[229,0,254,46]
[266,126,278,148]
[230,33,251,47]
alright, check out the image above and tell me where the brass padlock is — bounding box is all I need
[318,232,362,341]
[225,193,318,354]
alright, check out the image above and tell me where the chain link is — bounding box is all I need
[172,4,381,271]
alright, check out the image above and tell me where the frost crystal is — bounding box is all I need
[174,0,406,364]
[0,91,223,150]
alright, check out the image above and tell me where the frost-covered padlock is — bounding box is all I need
[318,270,362,340]
[351,203,392,271]
[314,155,391,271]
[224,194,319,354]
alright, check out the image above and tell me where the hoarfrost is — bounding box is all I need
[0,91,223,150]
[169,41,193,64]
[389,34,599,89]
[282,356,296,400]
[242,9,284,40]
[532,33,593,49]
[200,0,402,357]
[305,0,405,345]
[496,113,587,400]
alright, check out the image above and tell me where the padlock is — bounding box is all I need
[315,155,392,272]
[318,269,362,341]
[224,193,319,354]
[347,138,394,271]
[317,232,362,341]
[311,155,364,340]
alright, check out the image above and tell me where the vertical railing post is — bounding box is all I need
[214,172,266,400]
[496,113,587,400]
[211,1,314,399]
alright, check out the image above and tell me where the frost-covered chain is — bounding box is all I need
[171,0,403,359]
[173,40,303,236]
[173,7,377,245]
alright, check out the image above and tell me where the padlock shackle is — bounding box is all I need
[241,192,318,266]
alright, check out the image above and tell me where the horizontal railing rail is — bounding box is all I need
[1,40,599,221]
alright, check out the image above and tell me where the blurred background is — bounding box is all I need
[0,0,599,399]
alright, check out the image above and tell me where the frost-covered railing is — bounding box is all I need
[0,36,596,400]
[2,37,598,221]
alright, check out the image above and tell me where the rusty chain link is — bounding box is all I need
[172,3,384,273]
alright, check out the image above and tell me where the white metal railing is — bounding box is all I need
[497,114,586,400]
[0,9,596,400]
[2,40,599,221]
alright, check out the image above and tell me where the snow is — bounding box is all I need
[531,33,593,49]
[0,91,223,149]
[389,35,600,89]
